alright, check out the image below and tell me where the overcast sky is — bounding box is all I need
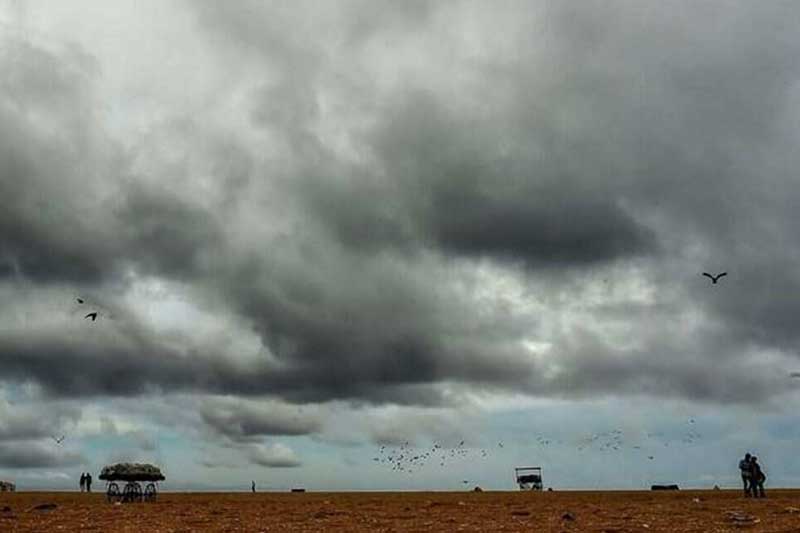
[2,0,800,491]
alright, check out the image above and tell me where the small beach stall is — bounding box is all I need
[514,466,543,491]
[99,463,165,503]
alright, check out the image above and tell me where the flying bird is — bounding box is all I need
[77,298,84,304]
[52,435,65,444]
[702,272,727,284]
[790,372,800,378]
[85,312,98,321]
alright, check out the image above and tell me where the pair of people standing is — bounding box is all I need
[738,453,766,498]
[79,472,92,492]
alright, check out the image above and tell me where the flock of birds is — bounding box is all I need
[373,418,707,476]
[372,440,507,474]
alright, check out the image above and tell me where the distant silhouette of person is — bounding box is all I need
[79,472,86,492]
[252,480,256,493]
[750,456,766,498]
[85,473,92,493]
[739,453,752,496]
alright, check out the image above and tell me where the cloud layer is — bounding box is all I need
[2,0,800,484]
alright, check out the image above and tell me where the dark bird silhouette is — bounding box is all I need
[85,312,98,321]
[52,435,65,444]
[790,372,800,378]
[702,272,727,284]
[77,298,84,304]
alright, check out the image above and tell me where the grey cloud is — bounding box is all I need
[245,443,301,468]
[3,0,800,413]
[0,401,80,442]
[0,442,84,468]
[199,397,323,441]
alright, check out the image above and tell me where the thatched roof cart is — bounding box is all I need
[99,463,165,503]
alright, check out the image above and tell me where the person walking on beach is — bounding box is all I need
[252,481,256,493]
[739,453,752,496]
[750,456,766,498]
[85,472,92,493]
[79,472,86,492]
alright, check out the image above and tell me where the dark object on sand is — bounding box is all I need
[473,486,483,492]
[713,485,721,490]
[28,503,57,512]
[100,463,164,503]
[651,484,680,491]
[291,488,306,493]
[1,505,11,512]
[0,481,14,492]
[562,512,576,521]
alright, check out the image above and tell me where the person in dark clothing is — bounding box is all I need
[79,472,86,493]
[750,456,766,498]
[252,481,256,493]
[85,473,92,493]
[739,453,752,496]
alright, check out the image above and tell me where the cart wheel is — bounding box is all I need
[106,482,120,503]
[132,482,143,502]
[144,483,157,502]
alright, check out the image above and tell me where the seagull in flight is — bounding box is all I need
[52,435,65,444]
[77,298,84,304]
[85,312,98,321]
[702,272,727,284]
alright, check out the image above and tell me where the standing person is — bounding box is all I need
[251,481,256,493]
[86,472,92,493]
[79,472,86,493]
[750,456,766,498]
[739,453,752,497]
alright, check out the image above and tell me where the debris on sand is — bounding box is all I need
[725,511,760,526]
[28,503,57,512]
[510,510,530,516]
[783,507,800,514]
[650,484,679,491]
[473,486,483,492]
[291,488,306,493]
[561,511,576,521]
[713,485,721,490]
[1,505,11,513]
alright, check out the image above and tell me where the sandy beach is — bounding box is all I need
[3,489,800,532]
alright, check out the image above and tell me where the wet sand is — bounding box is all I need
[2,489,800,532]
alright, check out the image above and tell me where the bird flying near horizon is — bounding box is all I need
[52,435,65,444]
[702,272,727,284]
[85,312,98,321]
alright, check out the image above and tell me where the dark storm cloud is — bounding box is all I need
[0,39,226,286]
[0,403,81,441]
[4,0,800,411]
